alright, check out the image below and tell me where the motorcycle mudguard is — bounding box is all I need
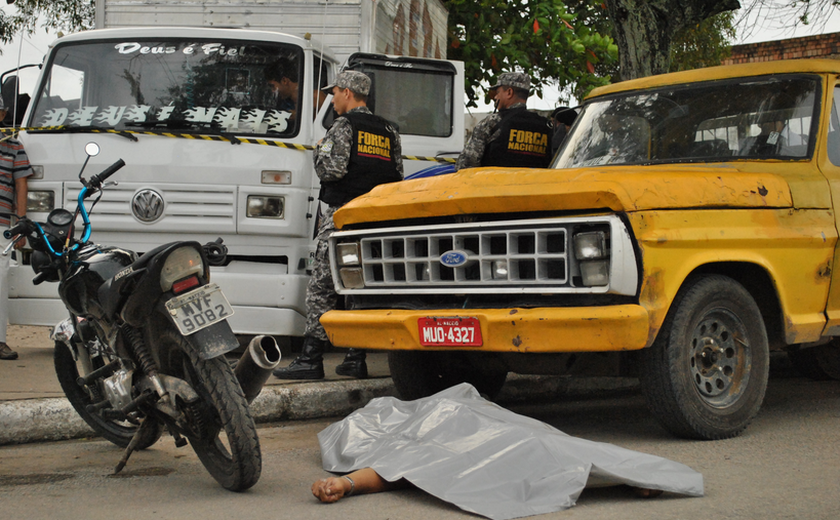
[184,320,240,360]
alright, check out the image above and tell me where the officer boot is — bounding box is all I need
[272,336,327,380]
[335,348,368,379]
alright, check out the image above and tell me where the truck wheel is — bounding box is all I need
[639,275,769,440]
[388,351,507,401]
[787,341,840,380]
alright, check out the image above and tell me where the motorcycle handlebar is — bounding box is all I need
[88,159,125,190]
[3,219,29,240]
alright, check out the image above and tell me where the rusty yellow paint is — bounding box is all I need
[320,306,650,353]
[335,165,795,229]
[629,208,836,346]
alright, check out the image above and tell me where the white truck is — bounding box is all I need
[5,0,465,340]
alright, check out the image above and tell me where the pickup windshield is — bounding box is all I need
[29,38,308,137]
[554,74,820,168]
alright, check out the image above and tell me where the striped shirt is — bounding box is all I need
[0,137,33,227]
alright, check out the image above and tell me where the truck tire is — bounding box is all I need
[639,274,769,440]
[787,341,840,380]
[388,351,507,401]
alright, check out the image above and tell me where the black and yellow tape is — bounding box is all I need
[0,125,457,163]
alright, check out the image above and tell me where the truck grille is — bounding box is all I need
[66,183,236,233]
[361,226,569,286]
[330,216,637,295]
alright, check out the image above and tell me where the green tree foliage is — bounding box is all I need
[0,1,94,44]
[669,11,736,72]
[445,0,618,107]
[563,1,735,92]
[602,0,740,80]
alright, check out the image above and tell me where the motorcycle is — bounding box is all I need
[2,142,281,491]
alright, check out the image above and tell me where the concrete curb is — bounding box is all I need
[0,375,640,446]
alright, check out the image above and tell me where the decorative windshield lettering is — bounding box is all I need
[115,42,247,57]
[38,105,292,133]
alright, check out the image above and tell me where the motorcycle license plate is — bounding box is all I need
[165,284,234,336]
[418,317,483,347]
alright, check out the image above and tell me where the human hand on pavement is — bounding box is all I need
[311,476,351,503]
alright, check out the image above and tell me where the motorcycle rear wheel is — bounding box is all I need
[153,325,261,492]
[54,342,162,449]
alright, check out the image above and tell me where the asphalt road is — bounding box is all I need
[1,361,839,520]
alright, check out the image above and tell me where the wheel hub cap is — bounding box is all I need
[689,315,749,406]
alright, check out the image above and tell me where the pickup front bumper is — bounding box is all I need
[320,304,651,353]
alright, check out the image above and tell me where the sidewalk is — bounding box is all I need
[0,325,639,446]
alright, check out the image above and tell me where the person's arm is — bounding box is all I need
[390,125,404,179]
[314,118,352,182]
[13,176,28,249]
[456,115,497,170]
[311,467,408,503]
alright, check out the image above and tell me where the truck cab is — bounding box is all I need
[8,26,464,337]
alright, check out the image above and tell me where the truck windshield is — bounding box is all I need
[554,74,820,168]
[29,38,305,137]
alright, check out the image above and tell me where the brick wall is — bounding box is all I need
[723,32,840,64]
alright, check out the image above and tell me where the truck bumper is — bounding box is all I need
[320,305,651,353]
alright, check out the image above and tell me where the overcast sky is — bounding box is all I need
[1,3,839,112]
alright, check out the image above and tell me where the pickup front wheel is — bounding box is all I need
[640,275,769,440]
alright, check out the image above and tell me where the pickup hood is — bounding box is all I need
[334,163,795,229]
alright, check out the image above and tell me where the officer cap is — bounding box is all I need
[490,72,531,91]
[322,71,371,96]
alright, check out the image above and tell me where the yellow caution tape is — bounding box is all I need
[0,126,457,163]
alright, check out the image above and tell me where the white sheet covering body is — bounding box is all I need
[318,383,703,520]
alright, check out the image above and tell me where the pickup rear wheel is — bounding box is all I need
[640,275,769,440]
[388,351,507,401]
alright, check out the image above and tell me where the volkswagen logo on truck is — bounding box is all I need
[132,189,164,222]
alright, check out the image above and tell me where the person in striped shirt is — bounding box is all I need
[0,96,33,360]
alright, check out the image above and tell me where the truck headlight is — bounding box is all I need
[339,268,364,288]
[336,243,360,266]
[247,195,285,219]
[336,242,363,288]
[27,191,55,213]
[579,260,609,286]
[574,231,607,260]
[574,230,609,287]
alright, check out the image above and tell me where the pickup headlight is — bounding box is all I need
[336,242,364,288]
[247,195,285,219]
[574,230,609,286]
[27,190,55,213]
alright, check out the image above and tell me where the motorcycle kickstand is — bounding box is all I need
[114,417,155,474]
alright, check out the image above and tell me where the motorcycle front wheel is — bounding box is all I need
[54,341,162,449]
[152,324,261,492]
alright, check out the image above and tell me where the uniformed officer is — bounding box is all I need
[456,72,553,170]
[273,70,404,380]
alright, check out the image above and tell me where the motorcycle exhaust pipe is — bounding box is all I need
[234,335,282,404]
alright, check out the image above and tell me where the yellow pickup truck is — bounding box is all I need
[321,59,840,440]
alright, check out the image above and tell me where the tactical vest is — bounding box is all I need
[319,112,401,207]
[481,107,552,168]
